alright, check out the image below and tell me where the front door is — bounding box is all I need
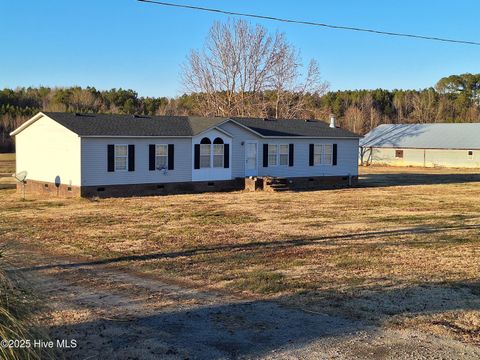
[245,141,258,176]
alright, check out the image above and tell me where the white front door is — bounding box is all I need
[245,141,258,176]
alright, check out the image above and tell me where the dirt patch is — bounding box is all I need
[8,247,480,359]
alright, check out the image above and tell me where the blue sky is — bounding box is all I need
[1,0,479,97]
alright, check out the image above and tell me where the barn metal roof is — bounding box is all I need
[360,123,480,150]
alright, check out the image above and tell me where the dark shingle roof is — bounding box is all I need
[43,112,228,137]
[41,112,360,138]
[231,117,359,138]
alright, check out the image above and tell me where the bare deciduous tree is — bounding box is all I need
[182,19,328,118]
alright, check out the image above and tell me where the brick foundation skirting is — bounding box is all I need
[81,178,245,198]
[18,175,357,198]
[18,180,81,197]
[245,175,358,192]
[287,175,358,190]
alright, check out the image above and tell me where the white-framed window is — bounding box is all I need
[155,144,168,169]
[114,145,128,171]
[279,144,289,166]
[213,138,224,168]
[268,144,278,166]
[313,144,333,165]
[324,144,333,164]
[468,150,474,160]
[200,137,211,168]
[198,137,227,169]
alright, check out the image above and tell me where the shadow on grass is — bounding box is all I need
[12,224,480,273]
[45,280,480,359]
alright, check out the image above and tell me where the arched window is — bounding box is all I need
[213,137,224,168]
[200,137,211,168]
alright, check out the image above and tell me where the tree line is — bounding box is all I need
[1,79,479,152]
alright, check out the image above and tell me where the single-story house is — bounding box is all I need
[11,112,360,197]
[360,123,480,168]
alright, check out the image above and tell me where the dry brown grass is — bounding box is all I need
[0,245,55,360]
[0,153,15,186]
[0,166,479,344]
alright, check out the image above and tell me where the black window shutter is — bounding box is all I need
[224,144,230,168]
[263,144,268,167]
[194,144,200,169]
[128,144,135,171]
[333,144,337,166]
[168,144,175,170]
[289,144,294,167]
[107,144,115,172]
[309,144,314,166]
[149,144,155,171]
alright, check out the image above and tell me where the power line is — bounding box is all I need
[137,0,480,46]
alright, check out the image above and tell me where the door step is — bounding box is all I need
[264,177,291,192]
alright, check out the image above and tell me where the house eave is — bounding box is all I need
[9,112,46,136]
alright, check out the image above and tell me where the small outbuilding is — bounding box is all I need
[360,123,480,168]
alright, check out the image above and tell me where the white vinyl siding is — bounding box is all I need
[259,138,359,178]
[14,114,81,186]
[155,144,168,169]
[219,120,359,178]
[81,137,192,186]
[192,128,232,181]
[218,121,261,178]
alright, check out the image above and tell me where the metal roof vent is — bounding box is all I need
[329,114,337,128]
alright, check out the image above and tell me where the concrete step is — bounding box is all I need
[268,183,289,188]
[271,187,290,192]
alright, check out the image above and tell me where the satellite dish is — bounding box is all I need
[12,171,27,200]
[12,171,27,183]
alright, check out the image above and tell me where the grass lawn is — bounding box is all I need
[0,165,479,345]
[0,153,15,185]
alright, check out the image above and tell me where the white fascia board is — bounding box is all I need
[194,124,233,138]
[9,112,80,138]
[9,112,45,136]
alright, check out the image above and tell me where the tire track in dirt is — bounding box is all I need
[8,247,480,360]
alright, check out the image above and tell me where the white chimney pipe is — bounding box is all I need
[329,114,336,128]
